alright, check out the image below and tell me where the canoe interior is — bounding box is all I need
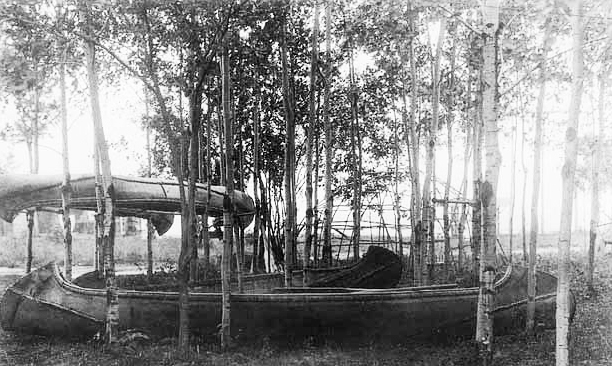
[71,245,402,293]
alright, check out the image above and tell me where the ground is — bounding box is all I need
[1,249,611,365]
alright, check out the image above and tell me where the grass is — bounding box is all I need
[0,232,188,268]
[0,235,611,365]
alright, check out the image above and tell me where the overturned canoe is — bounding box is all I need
[0,174,255,231]
[0,263,573,342]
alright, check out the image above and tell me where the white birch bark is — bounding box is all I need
[557,1,583,364]
[421,17,446,284]
[476,1,500,364]
[59,45,73,282]
[85,38,118,346]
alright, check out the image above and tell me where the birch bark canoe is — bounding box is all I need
[1,262,572,344]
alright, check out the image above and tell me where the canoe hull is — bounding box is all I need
[1,263,571,342]
[0,174,255,229]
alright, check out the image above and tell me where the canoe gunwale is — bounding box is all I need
[53,263,517,302]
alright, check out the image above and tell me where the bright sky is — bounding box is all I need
[2,77,149,177]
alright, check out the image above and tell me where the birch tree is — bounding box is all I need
[348,37,362,261]
[421,16,446,285]
[557,0,583,364]
[251,93,262,273]
[322,1,333,267]
[281,12,296,286]
[408,4,422,285]
[220,35,233,349]
[476,1,500,364]
[303,0,319,270]
[82,4,118,343]
[145,88,154,280]
[471,33,483,284]
[586,15,612,293]
[58,39,72,282]
[527,19,553,335]
[443,20,457,277]
[508,111,517,265]
[587,72,605,294]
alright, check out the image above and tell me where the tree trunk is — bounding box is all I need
[421,17,446,285]
[25,211,34,273]
[348,39,361,261]
[93,132,104,279]
[458,65,473,274]
[175,120,187,318]
[85,32,118,345]
[322,2,333,267]
[59,46,73,282]
[202,106,212,277]
[527,20,552,334]
[521,109,527,263]
[476,2,500,364]
[144,87,154,280]
[25,81,39,272]
[393,111,404,260]
[233,224,244,293]
[176,76,204,350]
[260,179,272,272]
[471,56,483,283]
[587,73,605,295]
[443,25,456,278]
[187,91,202,288]
[252,94,262,273]
[508,115,517,265]
[303,0,317,269]
[217,105,225,186]
[407,3,422,285]
[313,91,321,266]
[220,39,233,350]
[458,132,470,273]
[281,16,295,286]
[177,191,190,351]
[557,2,583,364]
[540,149,545,235]
[33,84,40,175]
